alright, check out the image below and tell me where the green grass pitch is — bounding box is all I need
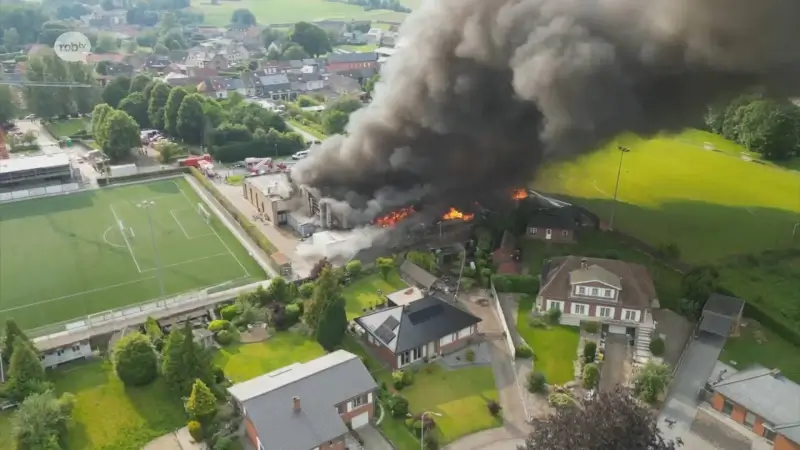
[0,178,266,331]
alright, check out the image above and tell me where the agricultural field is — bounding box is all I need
[0,178,266,331]
[192,0,419,27]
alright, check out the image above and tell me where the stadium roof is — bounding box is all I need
[0,154,71,174]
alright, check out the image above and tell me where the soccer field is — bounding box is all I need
[0,178,266,331]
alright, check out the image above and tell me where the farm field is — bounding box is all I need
[0,178,266,331]
[192,0,417,27]
[534,129,800,263]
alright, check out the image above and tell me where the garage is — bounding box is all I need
[351,411,369,429]
[608,325,626,334]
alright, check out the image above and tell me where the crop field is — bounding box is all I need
[0,178,266,331]
[534,129,800,263]
[193,0,419,27]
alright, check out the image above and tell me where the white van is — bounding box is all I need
[292,150,310,160]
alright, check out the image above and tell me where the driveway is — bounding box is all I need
[358,425,393,450]
[599,335,627,391]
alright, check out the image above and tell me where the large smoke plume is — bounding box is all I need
[293,0,800,223]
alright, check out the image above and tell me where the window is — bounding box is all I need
[352,393,368,408]
[401,351,410,365]
[530,227,537,235]
[763,422,777,442]
[743,411,756,429]
[573,304,587,315]
[722,399,734,416]
[598,307,612,318]
[71,344,81,352]
[547,300,563,311]
[604,289,612,297]
[562,230,569,237]
[578,286,586,295]
[412,347,423,360]
[623,309,637,321]
[591,288,599,296]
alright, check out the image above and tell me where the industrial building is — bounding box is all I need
[0,153,75,189]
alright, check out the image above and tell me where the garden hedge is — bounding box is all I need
[493,274,540,294]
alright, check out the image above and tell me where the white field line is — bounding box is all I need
[170,209,192,239]
[102,226,126,248]
[172,180,250,278]
[592,180,612,198]
[109,204,143,273]
[140,252,230,273]
[0,277,156,314]
[170,208,214,240]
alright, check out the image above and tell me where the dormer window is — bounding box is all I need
[591,288,598,296]
[578,286,586,295]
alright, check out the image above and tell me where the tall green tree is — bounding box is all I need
[322,109,349,135]
[739,100,800,161]
[177,322,214,396]
[113,332,158,386]
[266,277,289,304]
[281,44,309,60]
[231,9,256,27]
[161,328,188,394]
[2,319,30,364]
[129,74,152,95]
[119,92,149,128]
[289,22,332,57]
[185,379,217,423]
[164,87,188,137]
[315,295,347,351]
[6,339,47,402]
[91,103,114,147]
[12,391,76,450]
[101,76,132,108]
[0,85,18,124]
[102,110,140,162]
[176,93,206,144]
[306,267,341,329]
[147,82,172,131]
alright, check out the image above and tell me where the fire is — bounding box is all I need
[441,207,475,221]
[373,207,416,227]
[511,188,528,200]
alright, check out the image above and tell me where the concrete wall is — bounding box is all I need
[490,282,517,354]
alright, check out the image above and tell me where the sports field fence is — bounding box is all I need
[0,182,83,203]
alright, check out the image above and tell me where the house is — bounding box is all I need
[355,295,481,369]
[228,350,378,450]
[144,54,172,71]
[224,77,247,97]
[327,74,362,96]
[256,73,295,100]
[380,31,399,47]
[186,39,248,69]
[365,28,383,45]
[198,78,228,99]
[537,256,657,355]
[709,366,800,450]
[526,207,583,243]
[699,293,745,338]
[39,340,93,369]
[399,259,437,290]
[326,52,379,79]
[225,26,264,48]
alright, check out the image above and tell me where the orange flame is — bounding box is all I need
[373,207,416,227]
[441,207,475,221]
[511,188,528,200]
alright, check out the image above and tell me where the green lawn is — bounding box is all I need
[534,129,800,263]
[288,120,327,140]
[378,365,501,445]
[212,332,326,382]
[46,118,90,137]
[51,360,186,450]
[379,414,420,450]
[0,178,266,331]
[516,296,579,385]
[336,43,379,52]
[193,0,410,27]
[721,320,800,382]
[0,410,13,450]
[342,270,407,320]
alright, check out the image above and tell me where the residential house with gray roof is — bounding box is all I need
[256,73,296,100]
[710,366,800,450]
[228,350,378,450]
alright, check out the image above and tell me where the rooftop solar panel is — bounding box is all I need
[375,324,396,344]
[408,305,444,325]
[383,316,400,331]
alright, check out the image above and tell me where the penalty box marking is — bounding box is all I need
[169,208,214,240]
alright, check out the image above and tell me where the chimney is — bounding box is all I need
[292,396,301,412]
[580,258,588,270]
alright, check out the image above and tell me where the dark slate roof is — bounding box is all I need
[228,351,377,450]
[704,294,745,318]
[699,312,735,338]
[328,52,377,64]
[399,260,437,289]
[356,296,481,354]
[528,207,581,230]
[224,78,244,90]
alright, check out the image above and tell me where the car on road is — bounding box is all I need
[292,150,310,160]
[24,114,35,120]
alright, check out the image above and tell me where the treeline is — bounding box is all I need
[706,94,800,161]
[97,73,305,162]
[333,0,411,13]
[286,95,364,135]
[23,50,100,118]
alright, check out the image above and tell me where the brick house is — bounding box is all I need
[228,350,377,450]
[355,295,481,370]
[526,207,582,243]
[326,52,378,79]
[709,366,800,450]
[537,256,657,356]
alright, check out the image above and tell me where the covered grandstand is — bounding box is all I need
[0,153,75,189]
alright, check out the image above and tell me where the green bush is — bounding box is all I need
[487,400,502,416]
[187,420,203,442]
[389,395,409,417]
[547,307,562,324]
[493,274,540,293]
[424,433,440,450]
[582,363,600,389]
[515,345,534,359]
[548,392,574,408]
[215,330,234,345]
[582,321,600,334]
[583,341,597,364]
[649,337,666,356]
[528,316,548,328]
[346,260,362,277]
[220,305,240,321]
[465,349,476,362]
[392,370,405,390]
[299,282,315,298]
[208,319,231,332]
[527,371,547,393]
[402,369,414,386]
[113,332,158,387]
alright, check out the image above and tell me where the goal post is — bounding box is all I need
[197,203,211,223]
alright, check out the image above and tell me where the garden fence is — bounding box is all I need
[489,281,516,355]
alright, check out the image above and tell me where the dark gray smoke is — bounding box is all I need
[293,0,800,222]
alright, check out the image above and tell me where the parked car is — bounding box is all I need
[291,150,310,160]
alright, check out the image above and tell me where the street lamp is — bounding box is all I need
[137,200,165,297]
[409,411,442,450]
[608,145,631,231]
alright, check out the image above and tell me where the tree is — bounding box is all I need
[161,328,188,394]
[185,379,217,423]
[102,76,132,108]
[129,74,152,94]
[102,110,140,161]
[633,361,671,404]
[119,92,149,128]
[315,295,347,351]
[156,140,183,163]
[721,94,758,142]
[281,44,309,60]
[322,109,349,135]
[0,86,18,125]
[179,321,214,395]
[520,387,678,450]
[164,87,188,137]
[376,257,395,280]
[739,100,800,161]
[679,265,720,319]
[12,390,76,450]
[147,82,172,131]
[266,277,290,303]
[346,260,362,277]
[364,74,380,95]
[95,33,118,53]
[144,316,164,348]
[582,363,600,389]
[2,319,30,364]
[113,332,158,386]
[406,251,436,273]
[3,28,20,52]
[23,50,98,117]
[289,22,332,57]
[306,267,341,328]
[91,103,114,147]
[231,9,256,27]
[176,93,206,144]
[527,371,547,393]
[6,338,47,402]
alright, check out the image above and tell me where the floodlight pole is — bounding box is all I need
[138,200,165,297]
[608,146,631,231]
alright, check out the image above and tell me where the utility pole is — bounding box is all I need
[137,200,165,297]
[608,146,631,231]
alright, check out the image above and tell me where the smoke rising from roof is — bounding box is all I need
[292,0,800,221]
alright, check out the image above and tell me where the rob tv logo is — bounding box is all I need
[53,32,92,62]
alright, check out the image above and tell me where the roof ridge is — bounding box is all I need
[714,368,775,387]
[539,256,570,294]
[775,421,800,430]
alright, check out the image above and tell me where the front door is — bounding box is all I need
[545,229,552,240]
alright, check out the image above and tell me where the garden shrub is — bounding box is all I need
[389,395,409,417]
[293,299,305,316]
[515,345,534,359]
[215,330,234,345]
[285,303,301,322]
[528,316,548,328]
[465,349,476,362]
[402,369,414,386]
[299,282,315,298]
[208,320,231,332]
[346,260,362,277]
[582,321,600,334]
[548,392,574,408]
[220,305,240,321]
[424,433,440,450]
[582,363,600,389]
[649,337,666,356]
[487,400,502,416]
[113,332,158,387]
[213,366,225,384]
[392,371,405,390]
[547,307,562,324]
[583,341,597,364]
[493,274,540,293]
[188,420,203,442]
[527,371,547,394]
